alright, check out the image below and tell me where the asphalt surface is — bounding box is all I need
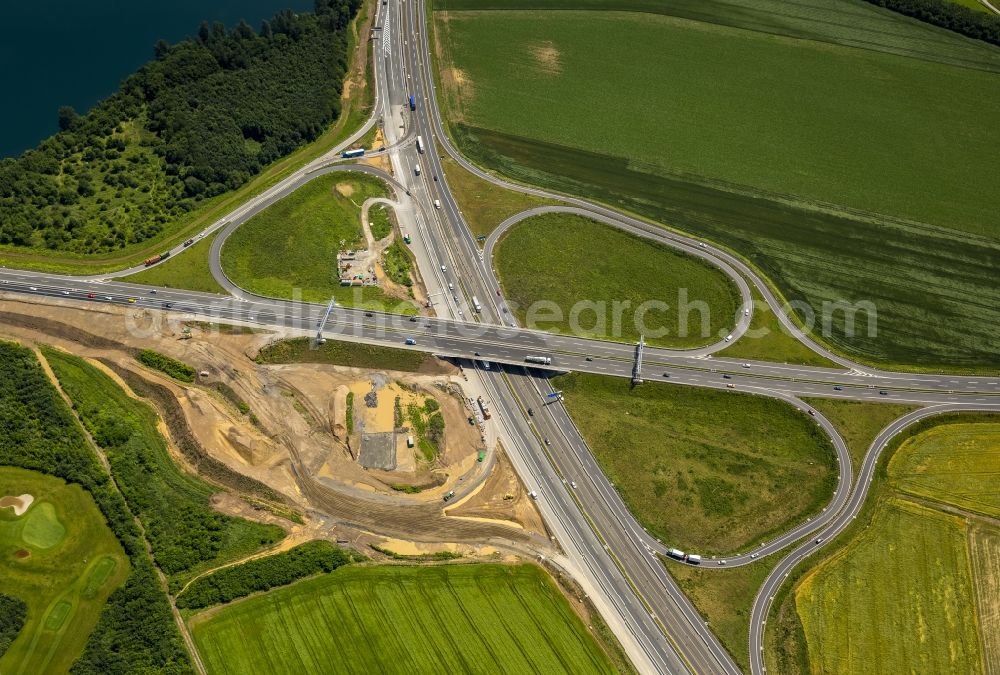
[2,1,999,672]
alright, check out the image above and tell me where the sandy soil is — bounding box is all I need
[0,494,34,516]
[447,446,546,536]
[0,297,550,551]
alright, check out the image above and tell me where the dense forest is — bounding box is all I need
[0,594,27,657]
[0,341,191,673]
[865,0,1000,46]
[0,0,362,255]
[176,540,359,610]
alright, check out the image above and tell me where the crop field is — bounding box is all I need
[494,213,740,348]
[221,172,415,311]
[888,421,1000,517]
[785,415,999,674]
[796,498,982,673]
[0,467,128,675]
[554,373,837,552]
[122,231,226,294]
[433,4,1000,370]
[43,348,284,588]
[189,564,615,675]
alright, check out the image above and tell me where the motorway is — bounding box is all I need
[1,0,999,672]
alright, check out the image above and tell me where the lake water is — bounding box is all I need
[0,0,313,158]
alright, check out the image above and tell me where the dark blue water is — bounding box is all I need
[0,0,313,158]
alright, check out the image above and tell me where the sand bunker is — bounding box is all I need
[0,494,34,516]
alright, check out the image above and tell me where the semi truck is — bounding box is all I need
[416,136,424,154]
[409,95,416,111]
[477,396,491,420]
[667,548,685,560]
[472,296,482,313]
[342,148,365,159]
[525,356,552,365]
[685,554,702,565]
[143,251,171,267]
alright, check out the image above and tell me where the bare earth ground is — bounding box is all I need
[0,296,547,551]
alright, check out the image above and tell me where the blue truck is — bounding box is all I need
[342,148,365,159]
[408,94,416,111]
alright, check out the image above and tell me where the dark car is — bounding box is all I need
[879,390,888,396]
[722,374,732,379]
[184,238,195,247]
[528,408,534,417]
[365,312,374,317]
[163,302,173,309]
[585,357,594,362]
[409,316,417,322]
[833,386,843,391]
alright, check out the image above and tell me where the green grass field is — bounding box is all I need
[43,348,284,588]
[494,213,740,348]
[0,467,129,675]
[220,172,416,311]
[433,3,1000,370]
[796,498,981,673]
[189,564,615,675]
[666,559,771,672]
[782,415,1000,674]
[888,421,1000,518]
[439,155,557,239]
[803,397,921,469]
[255,337,433,372]
[555,373,837,552]
[718,281,836,367]
[122,231,226,294]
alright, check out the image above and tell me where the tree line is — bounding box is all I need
[176,540,359,610]
[0,594,27,658]
[0,341,192,673]
[864,0,1000,47]
[0,0,362,254]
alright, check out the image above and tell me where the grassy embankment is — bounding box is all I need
[256,336,433,373]
[555,372,837,553]
[494,213,741,349]
[664,397,919,668]
[121,231,226,294]
[432,0,1000,371]
[0,0,378,277]
[766,414,1000,674]
[438,155,558,239]
[718,281,837,367]
[0,467,128,675]
[189,564,616,675]
[221,172,417,312]
[43,348,284,591]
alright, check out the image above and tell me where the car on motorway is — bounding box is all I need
[544,437,550,446]
[441,265,447,272]
[149,289,156,294]
[163,302,173,309]
[527,407,534,416]
[29,286,37,291]
[87,292,96,299]
[365,312,374,317]
[808,409,816,416]
[833,385,843,390]
[725,334,733,342]
[570,481,577,489]
[405,337,416,345]
[744,308,750,316]
[128,298,137,303]
[662,373,670,378]
[742,363,751,368]
[529,490,539,500]
[879,390,888,396]
[722,374,732,379]
[433,174,438,181]
[585,356,593,362]
[717,560,727,565]
[815,537,824,544]
[409,316,417,322]
[184,238,194,247]
[750,553,758,559]
[726,383,735,389]
[434,199,441,209]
